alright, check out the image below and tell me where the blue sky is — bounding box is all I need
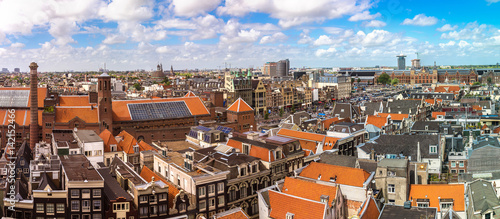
[0,0,499,71]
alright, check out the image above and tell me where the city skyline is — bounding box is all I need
[1,0,500,71]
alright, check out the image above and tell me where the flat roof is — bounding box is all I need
[60,154,103,182]
[74,129,103,143]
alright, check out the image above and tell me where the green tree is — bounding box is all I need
[264,112,269,120]
[487,77,492,85]
[377,73,391,85]
[357,78,361,84]
[472,81,481,86]
[133,83,142,91]
[351,78,355,84]
[291,104,296,114]
[279,108,284,117]
[391,78,399,85]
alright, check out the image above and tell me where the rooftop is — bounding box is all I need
[74,129,103,143]
[60,154,103,182]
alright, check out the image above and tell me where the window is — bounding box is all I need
[417,202,429,207]
[71,200,79,211]
[57,203,65,213]
[93,200,101,211]
[486,213,492,219]
[159,193,167,201]
[240,167,247,176]
[275,151,282,159]
[229,187,236,202]
[451,162,456,168]
[208,184,215,195]
[93,189,101,197]
[459,169,465,173]
[441,203,452,210]
[93,214,102,219]
[71,189,79,198]
[82,189,90,198]
[159,204,167,214]
[47,204,54,214]
[82,200,90,211]
[209,198,215,208]
[218,196,225,206]
[286,213,295,219]
[199,187,206,197]
[36,203,44,213]
[140,196,148,203]
[150,195,157,203]
[459,161,464,167]
[430,146,437,154]
[388,184,395,193]
[217,183,224,193]
[243,144,250,155]
[179,203,186,212]
[199,200,206,210]
[150,205,157,215]
[45,122,52,128]
[140,207,148,216]
[240,184,247,198]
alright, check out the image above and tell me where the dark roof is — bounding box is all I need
[251,80,260,89]
[37,172,59,190]
[384,100,421,114]
[318,152,356,168]
[472,136,500,150]
[363,102,383,116]
[97,167,133,201]
[230,136,278,150]
[15,174,30,200]
[333,103,359,119]
[60,154,103,182]
[411,121,441,132]
[379,205,437,219]
[360,135,440,159]
[331,122,364,133]
[195,147,259,166]
[357,159,378,173]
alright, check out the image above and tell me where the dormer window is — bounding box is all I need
[425,125,429,130]
[320,195,329,204]
[240,167,247,176]
[440,199,453,210]
[110,145,117,152]
[133,145,139,153]
[430,145,437,154]
[417,199,430,207]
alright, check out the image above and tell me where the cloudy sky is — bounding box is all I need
[0,0,499,72]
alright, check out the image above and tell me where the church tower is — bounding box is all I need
[98,73,113,133]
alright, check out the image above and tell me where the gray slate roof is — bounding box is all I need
[468,180,500,214]
[359,135,440,159]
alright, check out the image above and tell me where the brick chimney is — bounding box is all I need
[30,62,39,149]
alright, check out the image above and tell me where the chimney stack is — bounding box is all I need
[30,62,39,150]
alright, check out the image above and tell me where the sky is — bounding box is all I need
[0,0,500,72]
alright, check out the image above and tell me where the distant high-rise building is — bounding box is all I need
[276,59,290,77]
[397,54,406,70]
[411,59,421,69]
[263,62,277,77]
[1,68,8,73]
[14,68,20,73]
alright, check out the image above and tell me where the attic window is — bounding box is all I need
[341,109,344,113]
[430,145,437,154]
[425,125,429,130]
[286,213,295,219]
[133,145,139,153]
[416,199,429,207]
[320,195,329,204]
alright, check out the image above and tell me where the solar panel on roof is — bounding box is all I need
[128,101,192,120]
[197,126,211,132]
[216,126,232,134]
[0,90,30,107]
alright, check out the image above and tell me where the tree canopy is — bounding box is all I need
[377,73,391,85]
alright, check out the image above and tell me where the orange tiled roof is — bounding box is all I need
[472,105,482,111]
[269,190,327,219]
[216,208,250,219]
[377,113,409,121]
[300,162,371,187]
[277,129,326,142]
[59,96,92,106]
[322,117,340,130]
[409,184,465,212]
[359,196,380,219]
[226,138,274,162]
[493,126,500,134]
[227,97,253,112]
[99,129,120,152]
[0,109,42,126]
[282,177,337,207]
[432,112,446,119]
[111,96,210,121]
[140,166,179,209]
[184,91,196,97]
[481,124,489,130]
[299,140,318,153]
[323,136,340,151]
[138,140,157,152]
[434,86,460,93]
[117,131,138,154]
[365,115,388,129]
[55,107,98,123]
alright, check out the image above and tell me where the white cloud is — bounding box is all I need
[217,0,373,28]
[439,40,456,48]
[353,29,401,47]
[315,47,336,57]
[103,34,128,44]
[99,0,154,22]
[486,0,500,3]
[348,11,380,22]
[170,0,222,17]
[402,14,438,26]
[441,22,488,40]
[49,19,78,46]
[436,24,458,32]
[363,20,386,27]
[297,30,313,44]
[156,46,171,53]
[313,35,335,46]
[260,32,287,44]
[458,40,470,48]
